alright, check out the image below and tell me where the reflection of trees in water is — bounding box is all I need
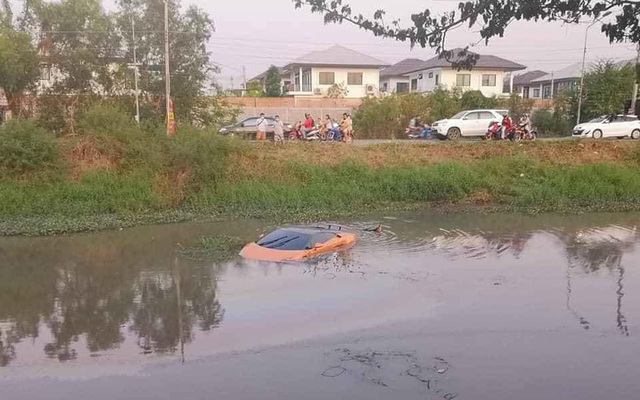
[130,263,224,355]
[0,239,225,367]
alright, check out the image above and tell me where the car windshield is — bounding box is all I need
[256,229,335,251]
[450,111,467,119]
[588,116,608,123]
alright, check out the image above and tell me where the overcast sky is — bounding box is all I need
[119,0,638,88]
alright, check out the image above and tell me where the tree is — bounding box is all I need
[264,66,282,97]
[245,80,264,97]
[115,0,216,121]
[582,60,634,118]
[0,29,40,112]
[0,1,40,113]
[294,1,640,68]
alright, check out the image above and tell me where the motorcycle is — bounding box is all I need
[511,125,538,142]
[406,125,432,139]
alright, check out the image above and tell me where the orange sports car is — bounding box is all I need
[239,226,357,262]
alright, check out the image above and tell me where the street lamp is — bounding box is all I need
[577,11,612,125]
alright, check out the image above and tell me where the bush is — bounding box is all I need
[532,108,572,136]
[76,103,137,135]
[0,119,62,176]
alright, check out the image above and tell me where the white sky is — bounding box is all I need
[111,0,639,88]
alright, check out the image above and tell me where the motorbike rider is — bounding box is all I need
[501,112,514,140]
[519,113,532,136]
[302,113,315,138]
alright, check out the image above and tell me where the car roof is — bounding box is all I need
[269,226,346,235]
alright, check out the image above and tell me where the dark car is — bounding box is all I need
[219,117,292,139]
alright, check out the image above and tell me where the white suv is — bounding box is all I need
[572,115,640,140]
[432,109,508,140]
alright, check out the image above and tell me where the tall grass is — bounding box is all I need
[0,172,160,217]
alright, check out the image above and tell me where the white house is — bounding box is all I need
[403,49,526,97]
[252,45,390,98]
[379,58,424,94]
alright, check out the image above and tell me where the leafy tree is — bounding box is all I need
[294,1,640,68]
[115,0,216,121]
[0,1,40,112]
[25,0,121,95]
[264,65,282,97]
[460,90,497,110]
[0,28,40,112]
[581,60,634,119]
[245,80,264,97]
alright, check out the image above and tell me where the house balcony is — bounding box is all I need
[284,83,316,97]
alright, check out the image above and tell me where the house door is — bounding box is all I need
[523,87,530,99]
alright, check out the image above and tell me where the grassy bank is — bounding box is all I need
[2,115,640,235]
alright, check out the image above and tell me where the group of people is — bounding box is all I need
[499,112,532,139]
[295,113,354,142]
[254,112,353,144]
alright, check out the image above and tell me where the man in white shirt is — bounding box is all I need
[256,113,267,141]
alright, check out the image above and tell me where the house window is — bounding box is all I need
[481,74,496,86]
[456,74,471,87]
[543,85,552,99]
[382,82,388,92]
[396,82,409,93]
[523,87,530,99]
[435,74,440,86]
[410,78,418,91]
[428,72,433,78]
[319,72,335,85]
[533,88,541,98]
[347,72,363,85]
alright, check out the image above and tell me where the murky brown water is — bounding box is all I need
[1,212,640,399]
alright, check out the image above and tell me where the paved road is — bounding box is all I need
[354,136,575,146]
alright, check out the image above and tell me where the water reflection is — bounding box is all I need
[0,215,639,367]
[560,226,637,337]
[0,228,224,367]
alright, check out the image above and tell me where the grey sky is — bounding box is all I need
[123,0,638,88]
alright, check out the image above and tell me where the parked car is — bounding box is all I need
[572,115,640,140]
[431,109,509,140]
[219,117,292,139]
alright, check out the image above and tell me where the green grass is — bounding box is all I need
[0,172,160,217]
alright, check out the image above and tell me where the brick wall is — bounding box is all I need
[226,97,363,109]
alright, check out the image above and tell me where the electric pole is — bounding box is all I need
[164,0,171,136]
[631,43,639,115]
[131,13,140,124]
[242,65,247,95]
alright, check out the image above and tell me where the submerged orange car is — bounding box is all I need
[239,226,357,262]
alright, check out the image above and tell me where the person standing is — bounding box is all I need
[273,115,285,145]
[256,113,267,141]
[341,113,353,143]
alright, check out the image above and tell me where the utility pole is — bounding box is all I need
[164,0,171,136]
[631,43,639,115]
[242,65,247,96]
[131,13,140,124]
[577,12,612,125]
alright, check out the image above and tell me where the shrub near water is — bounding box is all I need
[0,119,63,177]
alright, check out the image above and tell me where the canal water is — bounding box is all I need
[1,212,639,399]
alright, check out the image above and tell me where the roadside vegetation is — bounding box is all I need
[2,106,640,235]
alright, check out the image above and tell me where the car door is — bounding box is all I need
[460,112,482,136]
[622,116,639,136]
[602,116,625,137]
[479,112,499,134]
[239,118,258,137]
